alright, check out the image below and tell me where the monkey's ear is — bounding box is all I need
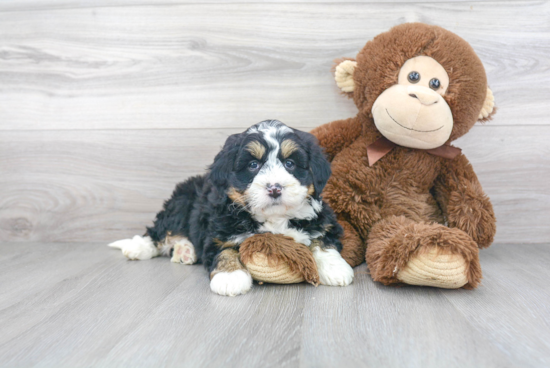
[334,59,357,96]
[478,87,496,121]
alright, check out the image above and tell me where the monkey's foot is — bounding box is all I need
[366,216,482,289]
[396,247,468,289]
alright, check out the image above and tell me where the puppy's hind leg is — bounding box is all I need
[157,235,197,265]
[108,235,160,260]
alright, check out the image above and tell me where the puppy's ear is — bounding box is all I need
[295,131,332,196]
[209,133,243,187]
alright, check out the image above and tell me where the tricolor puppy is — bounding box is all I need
[109,120,353,296]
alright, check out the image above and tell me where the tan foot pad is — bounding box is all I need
[396,247,468,289]
[171,240,197,265]
[245,253,305,284]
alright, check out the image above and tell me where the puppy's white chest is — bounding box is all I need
[258,218,311,246]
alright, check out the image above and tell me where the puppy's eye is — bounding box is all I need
[284,159,295,170]
[429,78,441,90]
[248,160,261,171]
[408,71,420,84]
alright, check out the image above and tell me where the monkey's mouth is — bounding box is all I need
[386,109,444,133]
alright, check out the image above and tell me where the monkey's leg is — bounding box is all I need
[365,215,482,289]
[338,217,366,267]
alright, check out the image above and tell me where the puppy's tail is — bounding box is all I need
[108,235,159,260]
[108,238,133,249]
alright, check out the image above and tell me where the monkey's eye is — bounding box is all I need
[284,159,296,170]
[429,78,441,90]
[248,160,261,171]
[407,71,420,83]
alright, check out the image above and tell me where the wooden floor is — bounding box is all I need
[0,242,548,368]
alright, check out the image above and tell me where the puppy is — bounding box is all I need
[109,120,354,296]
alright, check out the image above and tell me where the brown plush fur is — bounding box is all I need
[311,23,497,288]
[366,216,482,289]
[338,219,366,267]
[347,23,494,141]
[240,233,320,286]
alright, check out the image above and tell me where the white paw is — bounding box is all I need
[170,239,197,265]
[108,235,159,260]
[210,270,253,297]
[313,248,354,286]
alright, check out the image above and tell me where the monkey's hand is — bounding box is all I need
[434,154,496,249]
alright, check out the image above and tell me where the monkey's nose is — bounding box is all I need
[407,86,440,106]
[267,183,282,198]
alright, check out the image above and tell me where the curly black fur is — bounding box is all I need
[145,120,343,275]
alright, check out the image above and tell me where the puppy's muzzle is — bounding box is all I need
[267,183,282,199]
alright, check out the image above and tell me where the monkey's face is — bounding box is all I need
[371,56,453,149]
[332,24,496,145]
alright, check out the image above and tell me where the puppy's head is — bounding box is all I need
[209,120,331,219]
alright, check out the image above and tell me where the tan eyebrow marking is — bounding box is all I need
[245,141,266,160]
[281,139,298,158]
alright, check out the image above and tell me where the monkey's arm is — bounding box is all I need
[433,154,496,248]
[310,117,362,162]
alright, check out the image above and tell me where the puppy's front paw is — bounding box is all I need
[108,236,159,260]
[313,248,354,286]
[210,270,253,296]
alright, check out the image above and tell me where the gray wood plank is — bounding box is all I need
[454,125,550,244]
[0,242,113,311]
[443,244,550,368]
[0,129,230,243]
[1,125,548,244]
[0,1,548,131]
[0,242,549,367]
[0,244,196,367]
[99,277,306,368]
[0,244,120,346]
[299,267,514,368]
[0,0,514,13]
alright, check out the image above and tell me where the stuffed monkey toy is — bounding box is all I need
[311,23,497,289]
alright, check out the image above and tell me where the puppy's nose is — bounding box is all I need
[267,183,282,199]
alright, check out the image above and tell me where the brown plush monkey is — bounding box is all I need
[311,23,497,289]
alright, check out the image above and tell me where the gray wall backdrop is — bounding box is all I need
[0,1,549,244]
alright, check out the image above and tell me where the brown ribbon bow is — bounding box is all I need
[366,136,462,166]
